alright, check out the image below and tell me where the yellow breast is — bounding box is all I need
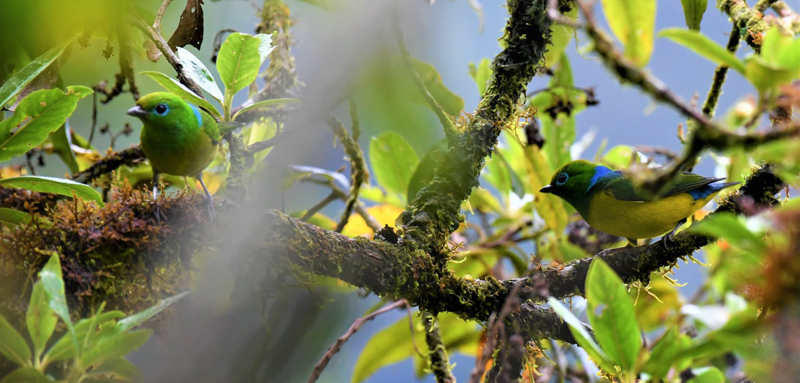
[584,191,717,239]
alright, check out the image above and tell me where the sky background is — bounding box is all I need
[8,0,798,381]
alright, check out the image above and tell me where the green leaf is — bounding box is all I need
[140,71,221,118]
[38,253,78,363]
[232,98,301,121]
[468,58,492,96]
[0,86,92,162]
[411,58,464,117]
[26,282,57,360]
[680,0,708,30]
[745,56,798,93]
[0,208,34,227]
[686,367,725,383]
[116,291,189,332]
[688,212,766,252]
[79,329,152,369]
[544,7,577,66]
[48,124,79,174]
[217,33,273,97]
[0,41,69,109]
[0,367,49,383]
[524,146,569,235]
[600,0,656,67]
[408,139,448,201]
[0,314,31,367]
[175,47,224,103]
[548,298,616,373]
[495,151,525,198]
[585,258,641,371]
[641,327,691,379]
[43,311,125,364]
[369,132,419,198]
[84,358,141,381]
[352,312,478,383]
[658,28,746,74]
[0,176,104,207]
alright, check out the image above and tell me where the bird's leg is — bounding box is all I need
[626,238,639,248]
[152,170,163,223]
[196,172,215,219]
[661,218,687,250]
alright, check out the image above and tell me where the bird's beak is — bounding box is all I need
[539,185,553,193]
[126,105,147,118]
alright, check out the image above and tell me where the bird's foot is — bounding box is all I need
[206,199,215,220]
[660,232,676,250]
[626,238,639,248]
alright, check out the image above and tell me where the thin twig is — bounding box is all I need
[391,11,459,141]
[300,178,383,232]
[134,18,205,97]
[701,24,741,118]
[328,117,369,232]
[349,98,361,142]
[300,192,339,222]
[307,300,409,383]
[72,146,146,184]
[153,0,175,33]
[469,283,523,383]
[423,311,455,383]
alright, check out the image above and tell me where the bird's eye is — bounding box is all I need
[153,103,169,116]
[556,172,569,185]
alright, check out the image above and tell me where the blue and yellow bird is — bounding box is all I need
[540,160,739,246]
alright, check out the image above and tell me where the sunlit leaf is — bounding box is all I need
[0,86,92,162]
[341,204,404,238]
[369,132,419,199]
[641,327,691,379]
[78,329,152,369]
[0,367,49,383]
[680,0,708,30]
[408,139,447,201]
[658,29,746,74]
[686,367,725,383]
[600,0,656,67]
[0,40,70,109]
[141,71,221,118]
[43,311,125,363]
[688,212,766,252]
[38,253,77,364]
[0,176,104,206]
[176,47,224,102]
[0,314,31,367]
[26,282,57,360]
[585,259,641,371]
[548,298,615,373]
[544,8,577,66]
[48,124,79,174]
[116,291,190,332]
[411,58,464,117]
[232,98,301,121]
[0,208,34,227]
[217,33,273,97]
[524,145,568,235]
[468,58,492,96]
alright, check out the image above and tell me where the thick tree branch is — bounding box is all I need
[718,0,770,52]
[72,146,146,184]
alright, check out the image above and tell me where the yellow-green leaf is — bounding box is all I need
[658,28,746,74]
[600,0,656,67]
[524,145,568,235]
[680,0,708,31]
[0,176,104,206]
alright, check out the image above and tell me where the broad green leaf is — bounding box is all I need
[369,132,419,198]
[408,139,448,201]
[38,253,78,359]
[745,56,798,93]
[483,155,511,198]
[0,41,69,109]
[78,329,152,368]
[352,312,479,383]
[467,187,502,213]
[0,86,92,162]
[658,29,746,74]
[26,282,57,359]
[116,291,189,332]
[600,0,656,67]
[48,124,79,174]
[411,58,464,117]
[544,7,577,66]
[0,367,49,383]
[524,145,568,235]
[683,309,762,360]
[141,71,221,118]
[495,151,525,198]
[0,314,31,367]
[680,0,708,30]
[175,47,224,103]
[217,33,273,97]
[686,367,725,383]
[641,327,691,379]
[601,145,637,169]
[43,311,125,364]
[688,212,766,252]
[232,98,301,121]
[84,358,141,381]
[468,58,492,96]
[585,259,641,371]
[0,208,33,227]
[540,115,571,169]
[0,176,104,206]
[548,298,616,373]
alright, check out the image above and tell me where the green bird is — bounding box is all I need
[127,92,220,215]
[540,160,739,246]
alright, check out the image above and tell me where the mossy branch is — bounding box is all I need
[423,312,455,383]
[717,0,770,52]
[402,0,561,254]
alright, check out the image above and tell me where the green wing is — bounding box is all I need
[199,109,221,145]
[606,172,724,201]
